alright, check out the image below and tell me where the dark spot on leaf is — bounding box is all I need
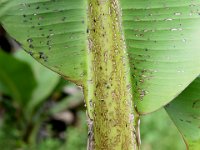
[39,52,48,62]
[186,120,191,123]
[27,38,33,43]
[192,99,200,109]
[29,44,34,49]
[28,51,33,56]
[62,17,66,21]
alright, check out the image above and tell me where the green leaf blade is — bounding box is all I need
[1,0,200,116]
[121,0,200,114]
[165,77,200,150]
[1,0,88,85]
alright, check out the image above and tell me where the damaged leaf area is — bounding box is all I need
[166,77,200,150]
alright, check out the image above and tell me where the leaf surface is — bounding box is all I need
[121,0,200,113]
[0,0,88,85]
[0,0,200,114]
[165,77,200,150]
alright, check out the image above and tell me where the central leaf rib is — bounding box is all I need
[86,0,140,149]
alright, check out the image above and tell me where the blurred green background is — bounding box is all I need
[0,26,185,150]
